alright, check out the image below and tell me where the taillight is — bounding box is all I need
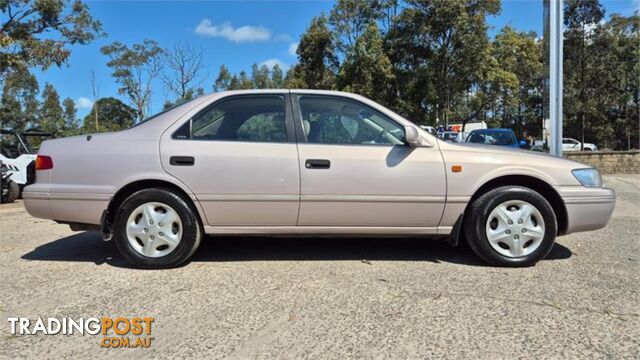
[35,155,53,170]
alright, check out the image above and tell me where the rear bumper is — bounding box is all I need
[556,186,616,234]
[23,186,109,225]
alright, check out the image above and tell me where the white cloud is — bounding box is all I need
[260,59,288,70]
[274,33,292,42]
[195,19,271,43]
[76,97,94,109]
[633,0,640,11]
[288,42,298,56]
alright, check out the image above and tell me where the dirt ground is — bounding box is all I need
[1,175,638,359]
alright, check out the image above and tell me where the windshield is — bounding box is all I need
[0,131,52,156]
[22,133,52,153]
[0,132,27,157]
[467,131,515,145]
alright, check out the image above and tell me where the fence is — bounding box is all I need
[564,151,640,174]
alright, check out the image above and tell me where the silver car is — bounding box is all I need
[23,90,615,268]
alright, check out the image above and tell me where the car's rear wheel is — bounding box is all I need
[464,186,557,267]
[113,188,202,269]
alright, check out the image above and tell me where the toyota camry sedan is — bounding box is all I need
[23,90,615,268]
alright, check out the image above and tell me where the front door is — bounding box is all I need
[161,94,300,226]
[292,94,446,227]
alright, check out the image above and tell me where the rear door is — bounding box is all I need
[160,93,300,226]
[292,94,446,227]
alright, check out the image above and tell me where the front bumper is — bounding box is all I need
[556,186,616,234]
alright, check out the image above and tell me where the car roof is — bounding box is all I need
[207,89,363,97]
[198,89,392,112]
[124,89,429,142]
[472,128,512,133]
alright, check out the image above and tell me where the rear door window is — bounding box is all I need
[177,96,287,143]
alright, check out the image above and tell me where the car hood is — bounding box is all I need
[445,141,567,159]
[438,140,590,186]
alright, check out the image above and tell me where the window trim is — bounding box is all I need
[291,94,409,147]
[133,97,200,129]
[171,93,296,144]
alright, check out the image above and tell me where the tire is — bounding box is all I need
[463,186,557,267]
[2,180,20,203]
[113,188,202,269]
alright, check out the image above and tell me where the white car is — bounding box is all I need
[419,125,438,137]
[562,138,597,152]
[0,129,52,201]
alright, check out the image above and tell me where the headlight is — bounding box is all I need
[572,168,603,188]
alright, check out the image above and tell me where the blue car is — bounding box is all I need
[465,128,528,149]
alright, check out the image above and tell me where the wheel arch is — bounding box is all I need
[465,175,568,235]
[105,179,206,232]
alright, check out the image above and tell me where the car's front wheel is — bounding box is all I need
[464,186,557,267]
[113,188,202,269]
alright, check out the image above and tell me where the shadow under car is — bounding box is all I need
[20,231,573,269]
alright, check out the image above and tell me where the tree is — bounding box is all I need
[251,63,271,89]
[563,0,605,149]
[227,74,241,90]
[337,23,395,105]
[329,0,383,53]
[386,0,500,126]
[39,83,64,136]
[101,39,163,121]
[379,0,401,32]
[62,97,79,134]
[604,14,640,150]
[294,15,339,89]
[162,87,204,109]
[483,26,543,136]
[0,69,39,131]
[214,65,232,91]
[582,13,640,150]
[284,66,307,89]
[271,64,285,88]
[162,42,207,101]
[83,97,136,133]
[237,71,254,89]
[1,0,103,74]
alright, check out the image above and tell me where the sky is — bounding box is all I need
[30,0,639,119]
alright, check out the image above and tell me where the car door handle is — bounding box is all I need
[170,156,195,166]
[305,159,330,169]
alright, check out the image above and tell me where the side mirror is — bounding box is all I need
[404,126,425,147]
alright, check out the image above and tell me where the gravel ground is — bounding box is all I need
[0,175,638,359]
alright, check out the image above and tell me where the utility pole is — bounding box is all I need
[90,70,99,132]
[545,0,564,156]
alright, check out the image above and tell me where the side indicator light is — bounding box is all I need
[35,155,54,170]
[451,165,462,173]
